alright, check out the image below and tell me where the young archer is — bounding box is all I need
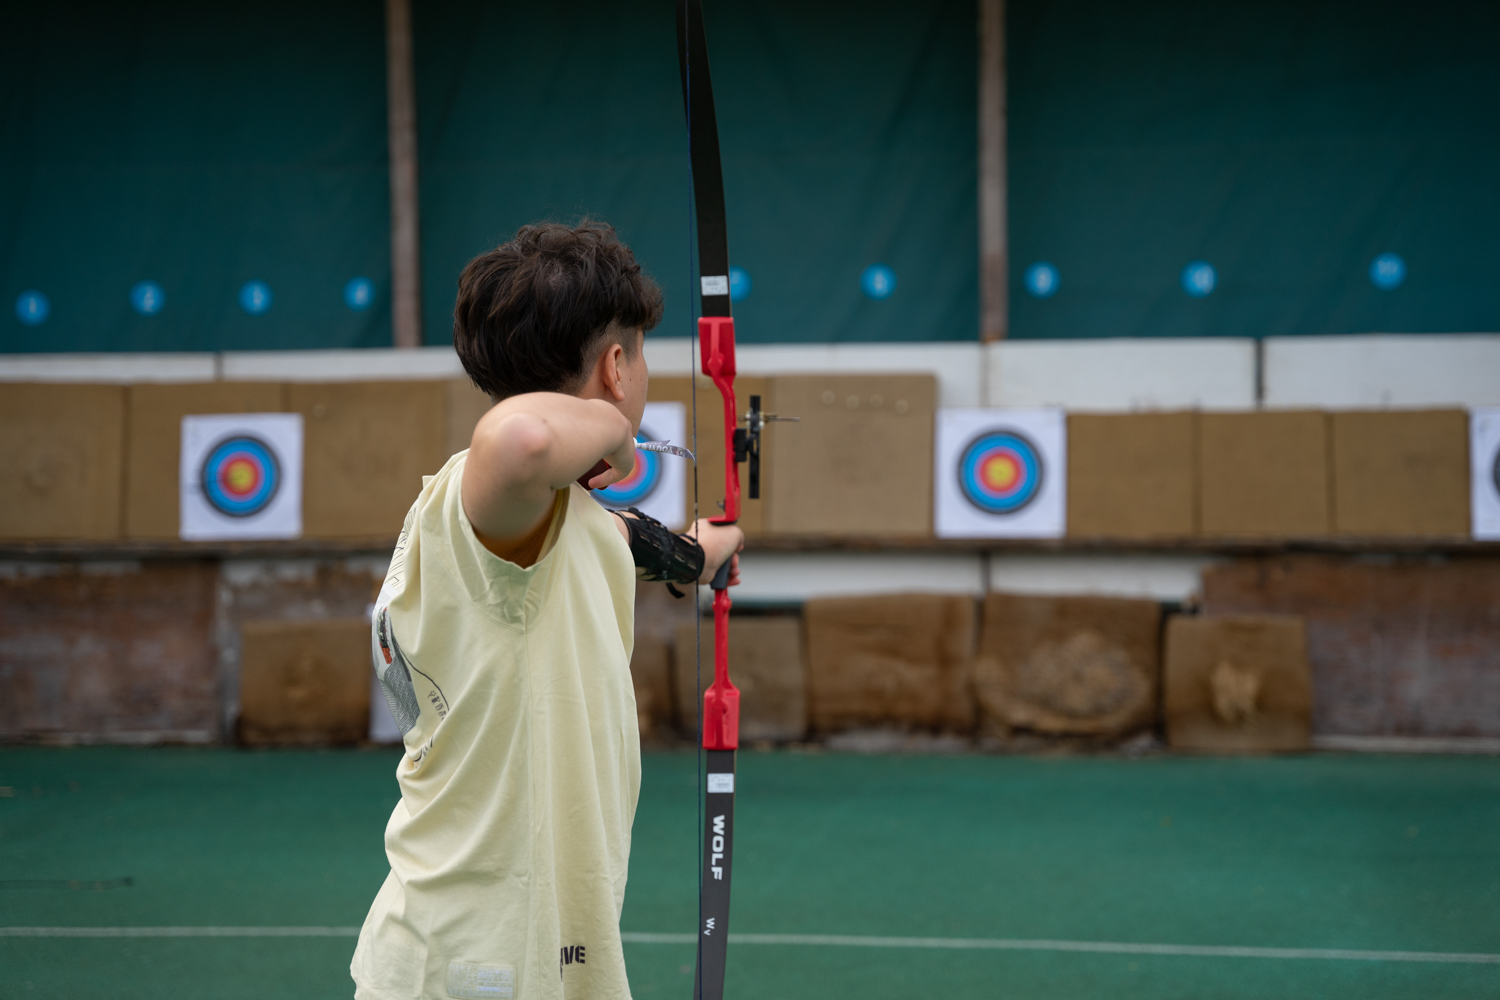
[353,221,743,1000]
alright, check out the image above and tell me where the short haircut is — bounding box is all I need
[453,221,664,400]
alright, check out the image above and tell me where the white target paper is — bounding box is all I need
[935,408,1066,539]
[1471,407,1500,540]
[591,401,688,530]
[180,413,304,540]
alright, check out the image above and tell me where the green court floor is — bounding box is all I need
[1,746,1497,999]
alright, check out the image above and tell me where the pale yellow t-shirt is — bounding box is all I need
[352,452,641,1000]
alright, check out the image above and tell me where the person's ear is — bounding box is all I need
[603,342,627,401]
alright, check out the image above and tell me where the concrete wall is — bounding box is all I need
[0,556,385,744]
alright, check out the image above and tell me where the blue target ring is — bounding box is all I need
[201,436,281,517]
[958,430,1043,515]
[595,434,662,507]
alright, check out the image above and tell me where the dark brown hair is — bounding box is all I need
[453,221,664,399]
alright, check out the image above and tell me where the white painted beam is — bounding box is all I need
[1263,334,1500,409]
[0,353,216,383]
[643,338,984,408]
[220,347,464,381]
[986,338,1257,411]
[734,552,985,602]
[988,554,1219,602]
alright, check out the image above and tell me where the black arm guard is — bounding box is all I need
[621,507,705,585]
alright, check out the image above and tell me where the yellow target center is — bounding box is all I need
[225,459,256,492]
[981,455,1019,491]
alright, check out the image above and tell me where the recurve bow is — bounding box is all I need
[676,2,769,996]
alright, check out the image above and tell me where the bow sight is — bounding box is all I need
[734,395,797,501]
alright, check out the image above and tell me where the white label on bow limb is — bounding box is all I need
[701,275,729,296]
[707,773,734,793]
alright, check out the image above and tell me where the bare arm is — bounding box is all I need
[462,392,637,544]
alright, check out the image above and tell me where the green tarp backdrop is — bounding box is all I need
[1008,0,1500,340]
[0,0,394,352]
[0,0,976,351]
[1,0,1496,352]
[412,0,977,348]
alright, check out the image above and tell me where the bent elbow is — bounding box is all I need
[474,412,554,484]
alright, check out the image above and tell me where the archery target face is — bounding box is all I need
[1471,407,1500,539]
[201,436,280,516]
[180,413,303,540]
[592,401,686,530]
[959,430,1044,514]
[935,408,1065,538]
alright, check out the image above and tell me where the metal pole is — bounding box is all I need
[979,0,1008,343]
[386,0,423,348]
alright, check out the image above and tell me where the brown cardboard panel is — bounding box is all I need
[1203,554,1500,738]
[124,382,286,538]
[0,561,219,741]
[1067,412,1197,539]
[673,616,806,742]
[631,579,698,736]
[1199,411,1330,538]
[445,378,493,461]
[1163,614,1312,753]
[1330,409,1469,536]
[629,637,675,740]
[765,374,935,536]
[648,375,770,535]
[975,593,1160,737]
[287,381,447,538]
[239,618,371,744]
[804,593,974,732]
[0,383,125,540]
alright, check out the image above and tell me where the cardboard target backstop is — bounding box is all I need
[445,378,493,461]
[1330,409,1469,537]
[1067,412,1197,539]
[286,381,448,539]
[1198,410,1330,538]
[0,384,126,540]
[1164,614,1313,753]
[1,379,1492,547]
[126,382,287,539]
[767,374,935,537]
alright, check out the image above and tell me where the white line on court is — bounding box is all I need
[2,927,1497,964]
[621,933,1500,964]
[0,927,360,938]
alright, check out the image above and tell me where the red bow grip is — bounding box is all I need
[698,314,740,751]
